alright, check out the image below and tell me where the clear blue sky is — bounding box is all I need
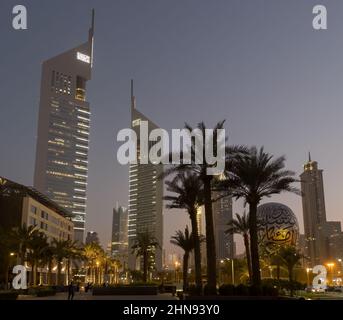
[1,0,343,256]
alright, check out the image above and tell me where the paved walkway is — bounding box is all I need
[18,292,178,300]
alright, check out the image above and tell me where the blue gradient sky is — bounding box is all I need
[1,0,343,256]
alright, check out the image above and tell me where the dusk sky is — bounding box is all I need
[1,0,343,257]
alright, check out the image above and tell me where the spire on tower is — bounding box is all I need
[131,79,136,109]
[308,152,312,162]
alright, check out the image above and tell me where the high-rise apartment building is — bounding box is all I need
[111,205,128,257]
[300,154,326,265]
[34,11,95,243]
[127,81,163,271]
[212,192,234,260]
[85,231,99,245]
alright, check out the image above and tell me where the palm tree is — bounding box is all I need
[164,172,204,292]
[163,121,247,293]
[226,212,252,282]
[0,227,16,289]
[131,231,159,283]
[12,224,40,265]
[83,242,102,283]
[41,245,55,285]
[224,146,300,288]
[279,246,302,296]
[163,121,226,293]
[52,239,78,286]
[170,226,195,292]
[27,232,48,286]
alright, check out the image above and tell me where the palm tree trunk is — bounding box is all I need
[190,209,202,293]
[183,252,189,292]
[4,259,9,290]
[143,251,148,283]
[20,246,25,266]
[67,259,70,284]
[277,264,280,289]
[57,261,62,286]
[203,177,217,294]
[48,260,53,285]
[249,202,261,289]
[288,267,294,297]
[243,233,252,283]
[33,262,37,286]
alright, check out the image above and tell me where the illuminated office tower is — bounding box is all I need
[300,154,327,265]
[127,80,163,271]
[111,204,128,257]
[33,11,95,243]
[212,192,234,261]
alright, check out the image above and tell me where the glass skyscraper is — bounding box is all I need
[127,80,164,271]
[34,11,94,243]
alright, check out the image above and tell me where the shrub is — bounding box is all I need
[0,290,18,300]
[203,284,217,296]
[28,286,56,297]
[188,285,202,296]
[235,284,250,296]
[218,284,235,296]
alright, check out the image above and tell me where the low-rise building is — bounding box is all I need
[0,176,74,242]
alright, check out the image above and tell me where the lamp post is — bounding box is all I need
[306,268,312,287]
[231,259,235,285]
[326,263,335,286]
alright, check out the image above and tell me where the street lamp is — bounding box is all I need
[326,263,335,286]
[306,268,312,287]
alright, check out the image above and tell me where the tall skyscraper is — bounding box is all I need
[85,231,99,245]
[300,154,327,265]
[212,192,234,260]
[33,11,95,243]
[127,80,163,271]
[111,204,128,257]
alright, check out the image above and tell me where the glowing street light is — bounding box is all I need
[306,268,312,287]
[326,262,335,285]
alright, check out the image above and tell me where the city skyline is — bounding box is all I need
[1,0,343,257]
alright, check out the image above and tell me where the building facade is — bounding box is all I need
[85,231,100,245]
[33,11,95,243]
[111,205,128,258]
[300,154,342,265]
[0,177,74,242]
[127,80,163,271]
[212,192,234,261]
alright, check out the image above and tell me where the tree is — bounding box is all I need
[12,224,40,265]
[27,232,48,286]
[226,212,252,282]
[0,227,16,289]
[279,246,302,296]
[170,226,195,292]
[163,121,244,293]
[224,146,299,288]
[52,239,78,286]
[164,172,204,292]
[131,231,159,283]
[83,242,104,284]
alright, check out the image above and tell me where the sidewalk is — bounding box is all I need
[18,292,178,300]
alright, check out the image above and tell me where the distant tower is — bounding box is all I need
[111,205,128,257]
[300,153,327,266]
[85,231,99,245]
[34,10,95,243]
[212,192,234,260]
[127,80,164,271]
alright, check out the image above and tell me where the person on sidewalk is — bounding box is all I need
[68,281,75,300]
